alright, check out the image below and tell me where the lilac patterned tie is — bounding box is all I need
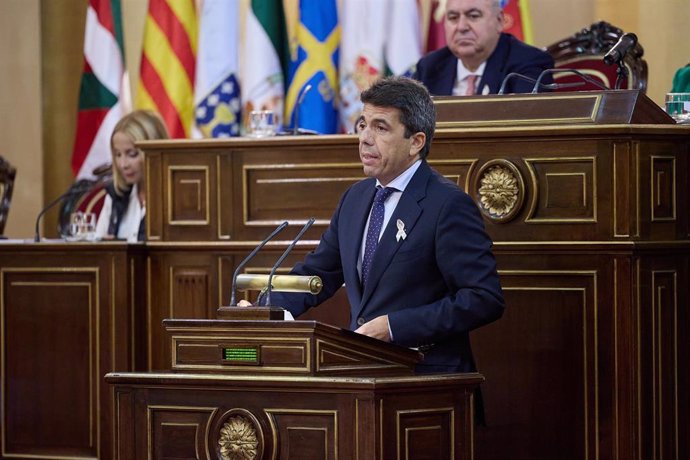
[361,186,395,287]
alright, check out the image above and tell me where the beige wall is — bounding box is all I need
[530,0,595,47]
[0,0,43,238]
[123,0,148,104]
[0,0,687,238]
[40,0,87,238]
[531,0,690,104]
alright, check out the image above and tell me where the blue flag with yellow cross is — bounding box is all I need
[285,0,340,134]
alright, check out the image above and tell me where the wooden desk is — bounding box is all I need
[108,372,481,460]
[106,319,480,459]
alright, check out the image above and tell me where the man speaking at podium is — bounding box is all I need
[413,0,553,96]
[244,77,504,374]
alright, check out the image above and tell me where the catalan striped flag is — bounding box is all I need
[71,0,128,178]
[285,0,340,134]
[137,0,197,138]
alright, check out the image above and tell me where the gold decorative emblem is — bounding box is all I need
[218,415,259,460]
[475,160,525,222]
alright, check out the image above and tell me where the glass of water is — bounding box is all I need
[247,110,277,137]
[665,93,690,124]
[68,211,97,241]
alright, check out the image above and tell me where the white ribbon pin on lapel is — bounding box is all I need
[396,219,407,242]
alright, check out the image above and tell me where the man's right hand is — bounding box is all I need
[237,300,253,307]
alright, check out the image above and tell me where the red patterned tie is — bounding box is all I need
[465,74,478,96]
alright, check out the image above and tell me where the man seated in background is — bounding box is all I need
[413,0,554,96]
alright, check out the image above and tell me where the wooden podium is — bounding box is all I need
[106,319,482,459]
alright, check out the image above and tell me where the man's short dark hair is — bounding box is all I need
[360,76,435,158]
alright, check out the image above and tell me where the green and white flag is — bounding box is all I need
[240,0,288,129]
[71,0,129,178]
[385,0,422,76]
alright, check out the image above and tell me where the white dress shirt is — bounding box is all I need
[452,60,488,96]
[95,183,146,242]
[358,160,422,279]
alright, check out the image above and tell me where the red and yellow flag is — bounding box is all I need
[502,0,533,44]
[136,0,197,138]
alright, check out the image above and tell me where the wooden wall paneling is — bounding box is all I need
[636,139,688,241]
[0,244,140,460]
[679,255,690,460]
[434,134,614,242]
[218,152,234,240]
[140,131,690,244]
[230,138,362,242]
[473,252,605,460]
[165,151,217,242]
[148,405,217,459]
[613,255,637,459]
[146,249,218,371]
[142,136,363,243]
[613,141,634,238]
[636,251,690,460]
[145,152,163,241]
[3,267,100,458]
[379,390,472,459]
[113,388,135,460]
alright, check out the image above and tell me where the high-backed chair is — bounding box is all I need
[545,21,648,92]
[0,156,17,236]
[58,163,111,237]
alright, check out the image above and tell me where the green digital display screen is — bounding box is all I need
[222,347,259,363]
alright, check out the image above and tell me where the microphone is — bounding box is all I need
[531,68,609,94]
[263,217,316,306]
[34,179,94,242]
[293,83,313,135]
[229,221,288,306]
[603,33,638,65]
[497,73,577,95]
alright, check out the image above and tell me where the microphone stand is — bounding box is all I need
[34,180,94,242]
[498,72,584,95]
[532,68,608,94]
[228,221,288,306]
[293,83,313,135]
[614,61,629,90]
[264,217,315,306]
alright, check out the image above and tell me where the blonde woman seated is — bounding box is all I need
[95,110,168,241]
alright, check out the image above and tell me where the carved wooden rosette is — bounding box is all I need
[473,159,525,223]
[216,409,264,460]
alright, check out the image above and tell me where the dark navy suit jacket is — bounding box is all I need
[271,161,504,373]
[413,33,554,95]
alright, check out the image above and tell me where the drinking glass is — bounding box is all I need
[68,211,97,241]
[248,110,277,137]
[665,93,690,124]
[82,212,97,241]
[68,212,85,241]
